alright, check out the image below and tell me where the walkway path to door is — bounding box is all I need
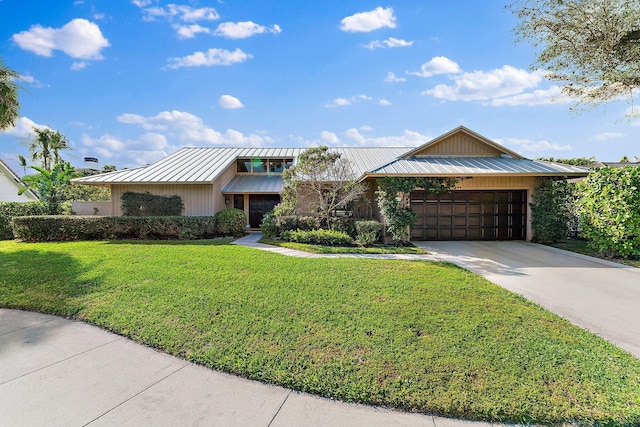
[413,241,640,359]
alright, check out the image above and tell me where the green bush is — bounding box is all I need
[355,220,382,245]
[331,217,356,238]
[12,216,217,242]
[260,212,277,238]
[121,192,184,216]
[0,202,49,240]
[578,167,640,259]
[282,228,354,246]
[530,178,577,244]
[215,208,246,237]
[275,215,319,233]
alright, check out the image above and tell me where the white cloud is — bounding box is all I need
[174,24,211,39]
[18,74,46,88]
[408,56,460,77]
[117,110,268,146]
[167,48,252,69]
[385,72,406,82]
[131,0,152,7]
[219,94,244,109]
[214,21,281,39]
[362,37,413,49]
[379,99,392,106]
[141,4,219,22]
[324,97,352,108]
[340,7,396,32]
[80,133,171,167]
[499,138,572,153]
[94,13,105,20]
[12,19,109,60]
[423,65,542,102]
[320,131,339,144]
[489,86,571,106]
[344,128,432,147]
[595,132,625,141]
[0,116,49,138]
[70,61,87,71]
[324,95,373,108]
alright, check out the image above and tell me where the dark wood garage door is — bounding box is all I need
[410,190,526,240]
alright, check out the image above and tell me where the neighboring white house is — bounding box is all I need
[0,159,38,202]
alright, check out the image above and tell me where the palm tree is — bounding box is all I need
[27,128,71,171]
[0,56,20,130]
[16,154,27,175]
[19,162,75,214]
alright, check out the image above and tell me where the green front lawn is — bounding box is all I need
[1,240,639,425]
[259,238,428,254]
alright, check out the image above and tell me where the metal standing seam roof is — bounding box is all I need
[222,175,284,193]
[367,157,589,176]
[72,147,305,184]
[71,146,589,187]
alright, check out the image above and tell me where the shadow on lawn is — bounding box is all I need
[0,249,105,315]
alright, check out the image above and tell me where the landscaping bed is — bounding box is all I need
[1,240,640,425]
[259,238,427,254]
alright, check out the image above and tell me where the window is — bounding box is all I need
[237,158,294,174]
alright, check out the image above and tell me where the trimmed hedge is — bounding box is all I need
[282,229,354,246]
[121,192,184,216]
[214,208,247,237]
[12,216,217,242]
[0,202,49,240]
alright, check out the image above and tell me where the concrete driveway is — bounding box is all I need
[414,241,640,359]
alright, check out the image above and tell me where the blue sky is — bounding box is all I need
[1,0,639,174]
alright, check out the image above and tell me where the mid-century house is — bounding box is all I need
[0,159,38,202]
[72,126,588,241]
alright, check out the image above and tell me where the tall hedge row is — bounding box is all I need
[0,202,49,240]
[578,167,640,258]
[11,216,218,242]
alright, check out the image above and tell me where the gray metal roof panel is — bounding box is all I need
[222,175,284,193]
[369,157,589,175]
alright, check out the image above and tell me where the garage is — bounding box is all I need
[410,190,527,241]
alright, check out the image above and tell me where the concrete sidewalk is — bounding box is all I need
[0,309,495,427]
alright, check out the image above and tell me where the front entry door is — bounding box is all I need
[248,194,280,228]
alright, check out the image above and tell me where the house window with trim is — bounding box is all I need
[237,158,294,174]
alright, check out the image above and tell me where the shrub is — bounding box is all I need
[282,229,353,246]
[331,217,356,238]
[355,220,382,245]
[121,192,184,216]
[275,215,319,233]
[260,212,277,238]
[530,178,577,244]
[12,216,217,242]
[578,167,640,259]
[215,208,246,237]
[0,202,49,240]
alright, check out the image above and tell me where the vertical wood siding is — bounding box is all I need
[111,184,214,216]
[413,134,502,157]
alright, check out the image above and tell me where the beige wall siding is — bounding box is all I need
[72,201,113,216]
[111,184,214,216]
[216,163,244,214]
[414,134,502,157]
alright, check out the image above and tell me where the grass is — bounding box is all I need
[552,240,640,268]
[259,238,428,254]
[2,240,640,425]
